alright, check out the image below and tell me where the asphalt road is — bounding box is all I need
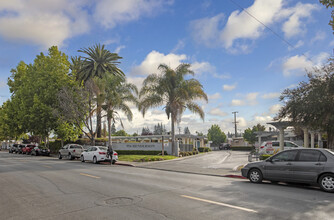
[1,151,334,220]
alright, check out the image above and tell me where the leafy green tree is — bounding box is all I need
[320,0,334,33]
[114,130,128,136]
[243,124,266,144]
[7,46,77,146]
[77,44,124,138]
[278,58,334,148]
[207,124,226,147]
[139,63,208,156]
[102,74,138,148]
[54,120,82,147]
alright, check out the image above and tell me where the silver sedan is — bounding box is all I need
[241,148,334,192]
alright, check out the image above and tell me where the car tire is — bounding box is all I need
[69,153,74,160]
[319,174,334,193]
[112,160,116,165]
[93,156,98,164]
[58,153,62,159]
[248,168,263,184]
[81,155,85,162]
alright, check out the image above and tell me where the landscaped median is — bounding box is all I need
[118,155,177,162]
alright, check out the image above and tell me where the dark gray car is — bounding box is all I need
[241,148,334,192]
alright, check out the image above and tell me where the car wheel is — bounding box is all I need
[93,156,98,164]
[58,153,62,159]
[81,155,85,162]
[112,160,116,165]
[319,174,334,193]
[69,153,74,160]
[248,169,263,183]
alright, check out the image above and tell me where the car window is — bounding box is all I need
[99,147,108,151]
[272,142,279,147]
[299,150,326,162]
[272,150,298,161]
[319,153,327,162]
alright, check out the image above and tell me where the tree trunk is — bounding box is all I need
[96,105,102,138]
[327,128,334,150]
[108,117,112,149]
[171,115,178,156]
[61,139,64,148]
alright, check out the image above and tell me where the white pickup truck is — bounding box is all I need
[58,144,84,160]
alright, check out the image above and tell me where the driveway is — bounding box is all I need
[133,150,250,176]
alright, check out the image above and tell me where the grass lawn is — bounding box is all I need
[118,155,178,162]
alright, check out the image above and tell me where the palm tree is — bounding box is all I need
[77,44,125,138]
[102,75,138,148]
[139,63,208,156]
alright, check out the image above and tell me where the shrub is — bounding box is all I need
[115,150,168,155]
[198,147,212,152]
[49,140,62,154]
[259,154,272,160]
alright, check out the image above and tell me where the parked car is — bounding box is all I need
[17,144,27,154]
[9,144,19,153]
[80,146,118,164]
[58,144,84,160]
[31,146,50,156]
[241,148,334,192]
[219,143,231,150]
[258,140,302,154]
[22,144,36,155]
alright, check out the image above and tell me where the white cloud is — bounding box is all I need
[190,61,215,75]
[171,39,185,53]
[288,40,304,51]
[131,50,216,79]
[269,104,282,115]
[282,52,330,76]
[208,93,221,100]
[310,31,326,44]
[114,45,126,54]
[231,99,245,106]
[94,0,172,29]
[208,108,228,117]
[190,13,224,47]
[0,0,90,48]
[131,50,187,76]
[223,84,236,91]
[190,1,319,52]
[262,92,280,99]
[281,3,320,38]
[220,0,282,49]
[330,41,334,47]
[246,92,259,105]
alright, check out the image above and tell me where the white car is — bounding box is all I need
[80,146,118,164]
[259,140,303,154]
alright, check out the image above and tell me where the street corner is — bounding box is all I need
[233,164,245,172]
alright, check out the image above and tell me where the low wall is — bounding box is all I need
[112,142,172,155]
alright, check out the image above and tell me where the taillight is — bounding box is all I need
[113,152,118,156]
[260,146,264,149]
[99,152,106,155]
[73,149,76,152]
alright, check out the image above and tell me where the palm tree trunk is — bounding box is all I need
[108,117,112,148]
[96,104,102,138]
[171,116,177,156]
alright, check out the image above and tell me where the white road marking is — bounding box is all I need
[181,195,258,213]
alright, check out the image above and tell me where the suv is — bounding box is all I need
[9,144,19,153]
[259,140,302,154]
[58,144,84,160]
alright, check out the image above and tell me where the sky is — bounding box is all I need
[0,0,333,135]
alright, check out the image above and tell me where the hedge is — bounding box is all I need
[231,146,255,151]
[198,147,212,152]
[179,151,199,157]
[115,150,168,155]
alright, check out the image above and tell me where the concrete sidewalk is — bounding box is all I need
[117,151,250,178]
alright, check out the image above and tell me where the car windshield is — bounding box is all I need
[99,147,108,151]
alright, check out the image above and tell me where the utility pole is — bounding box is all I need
[232,111,238,137]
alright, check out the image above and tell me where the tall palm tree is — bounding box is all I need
[102,75,138,148]
[139,63,208,156]
[77,44,125,138]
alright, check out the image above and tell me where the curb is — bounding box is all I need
[114,162,135,167]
